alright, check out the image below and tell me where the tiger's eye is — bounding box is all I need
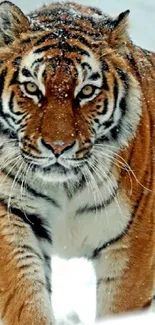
[81,85,94,97]
[24,82,38,94]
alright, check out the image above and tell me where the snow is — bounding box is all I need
[52,257,96,325]
[10,1,155,324]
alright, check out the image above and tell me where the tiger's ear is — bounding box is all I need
[0,1,30,47]
[108,10,130,48]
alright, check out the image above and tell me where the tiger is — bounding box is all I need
[0,0,155,324]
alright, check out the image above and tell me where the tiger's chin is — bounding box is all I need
[40,172,77,183]
[35,165,79,183]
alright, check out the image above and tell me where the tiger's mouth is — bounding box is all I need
[20,142,90,182]
[37,162,71,174]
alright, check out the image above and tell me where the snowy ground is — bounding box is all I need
[10,1,155,324]
[52,257,96,324]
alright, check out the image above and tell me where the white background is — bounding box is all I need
[6,1,155,324]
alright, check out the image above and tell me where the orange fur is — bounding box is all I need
[0,204,52,324]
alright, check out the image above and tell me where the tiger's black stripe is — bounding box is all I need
[109,74,128,140]
[23,185,61,210]
[34,42,90,57]
[88,72,101,81]
[126,53,141,79]
[0,67,7,99]
[102,74,109,90]
[31,57,44,68]
[34,30,92,49]
[0,68,17,129]
[9,67,19,86]
[91,214,132,258]
[101,77,119,130]
[66,26,101,39]
[8,91,15,113]
[98,98,108,116]
[22,68,33,78]
[75,185,118,216]
[12,56,22,67]
[119,97,127,117]
[0,123,17,138]
[113,77,119,109]
[9,91,23,118]
[116,68,128,88]
[81,62,91,71]
[10,207,52,243]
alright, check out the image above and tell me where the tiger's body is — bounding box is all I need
[0,1,155,324]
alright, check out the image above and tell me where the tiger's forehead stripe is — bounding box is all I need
[33,42,91,57]
[33,30,93,49]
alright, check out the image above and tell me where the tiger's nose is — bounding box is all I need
[41,139,75,156]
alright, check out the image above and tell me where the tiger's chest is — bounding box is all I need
[2,175,131,259]
[42,183,132,259]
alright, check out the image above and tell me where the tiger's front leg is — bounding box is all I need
[0,205,54,325]
[93,236,155,320]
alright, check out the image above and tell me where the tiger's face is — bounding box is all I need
[0,2,141,184]
[15,48,105,183]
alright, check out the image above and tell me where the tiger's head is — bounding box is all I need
[0,1,141,184]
